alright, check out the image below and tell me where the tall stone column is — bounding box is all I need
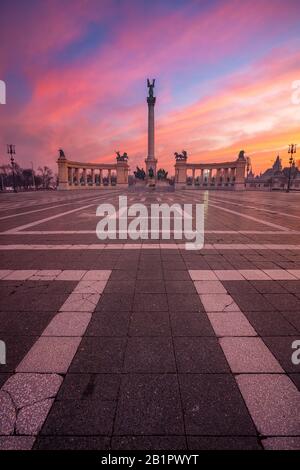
[145,79,157,178]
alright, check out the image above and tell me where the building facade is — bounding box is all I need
[174,150,247,190]
[245,155,300,191]
[57,152,129,190]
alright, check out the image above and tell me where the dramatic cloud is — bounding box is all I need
[0,0,299,174]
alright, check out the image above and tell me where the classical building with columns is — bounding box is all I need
[57,79,248,191]
[174,150,247,190]
[57,151,129,190]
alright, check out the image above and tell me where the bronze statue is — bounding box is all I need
[116,151,128,162]
[174,150,188,161]
[58,148,66,158]
[134,166,146,180]
[157,168,168,180]
[147,79,155,98]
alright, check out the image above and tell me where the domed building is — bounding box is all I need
[245,155,300,191]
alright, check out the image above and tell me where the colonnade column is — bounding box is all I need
[70,168,74,185]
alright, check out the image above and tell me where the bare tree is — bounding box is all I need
[37,166,54,189]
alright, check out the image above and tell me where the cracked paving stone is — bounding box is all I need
[3,373,63,409]
[60,293,100,312]
[199,294,240,312]
[16,398,54,435]
[73,280,107,294]
[0,391,16,435]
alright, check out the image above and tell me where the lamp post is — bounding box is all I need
[287,144,297,193]
[7,144,17,193]
[30,161,36,190]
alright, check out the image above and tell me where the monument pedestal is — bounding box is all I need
[57,154,68,190]
[147,176,156,188]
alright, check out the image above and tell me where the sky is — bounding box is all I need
[0,0,300,175]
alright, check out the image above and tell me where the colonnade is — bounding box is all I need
[175,152,246,190]
[186,166,237,187]
[67,166,115,187]
[57,155,129,190]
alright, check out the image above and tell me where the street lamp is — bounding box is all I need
[7,144,17,193]
[287,144,297,193]
[30,161,36,190]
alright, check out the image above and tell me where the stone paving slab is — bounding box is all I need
[1,190,300,450]
[236,374,300,436]
[179,374,257,435]
[16,337,82,373]
[220,337,283,373]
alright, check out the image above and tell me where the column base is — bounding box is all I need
[57,182,69,190]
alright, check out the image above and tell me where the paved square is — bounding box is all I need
[0,189,300,450]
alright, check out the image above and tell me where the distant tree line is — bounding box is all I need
[0,164,56,191]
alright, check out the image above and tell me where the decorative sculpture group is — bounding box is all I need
[238,150,246,160]
[58,148,66,159]
[116,151,129,162]
[174,150,188,162]
[134,166,146,180]
[148,167,154,179]
[157,168,168,180]
[147,79,155,99]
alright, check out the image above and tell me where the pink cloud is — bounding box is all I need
[1,0,300,175]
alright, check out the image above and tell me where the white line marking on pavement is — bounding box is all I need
[0,269,112,448]
[0,191,123,219]
[3,203,99,234]
[1,191,124,233]
[209,196,300,221]
[2,230,300,236]
[0,196,101,221]
[189,269,300,437]
[1,243,300,251]
[207,202,292,232]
